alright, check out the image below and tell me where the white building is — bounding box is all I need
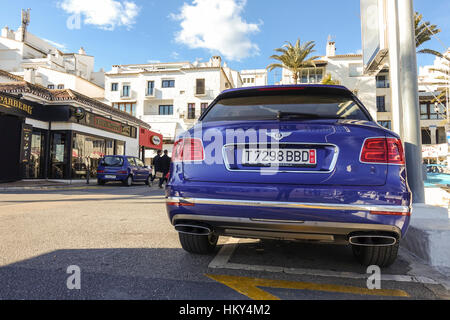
[279,39,449,166]
[279,40,377,119]
[0,11,105,98]
[104,56,243,158]
[240,69,268,87]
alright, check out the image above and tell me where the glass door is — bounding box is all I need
[28,130,46,179]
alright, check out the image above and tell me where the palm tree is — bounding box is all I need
[414,12,448,108]
[415,12,441,53]
[321,73,341,85]
[267,39,320,84]
[426,51,449,105]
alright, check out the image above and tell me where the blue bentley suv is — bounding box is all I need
[166,85,412,267]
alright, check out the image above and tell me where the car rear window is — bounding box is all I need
[103,156,124,167]
[201,94,370,122]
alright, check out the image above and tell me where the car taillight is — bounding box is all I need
[97,170,104,173]
[118,170,128,174]
[172,138,205,162]
[360,138,405,165]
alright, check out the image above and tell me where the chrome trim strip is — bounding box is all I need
[170,214,403,239]
[167,197,410,213]
[222,142,340,174]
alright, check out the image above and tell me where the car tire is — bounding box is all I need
[123,175,133,187]
[179,233,219,254]
[351,241,399,268]
[97,179,106,185]
[145,176,152,186]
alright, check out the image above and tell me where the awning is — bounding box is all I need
[139,127,163,150]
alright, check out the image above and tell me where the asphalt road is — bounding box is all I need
[0,183,449,300]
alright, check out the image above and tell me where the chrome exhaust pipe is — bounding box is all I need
[349,235,397,247]
[174,224,212,236]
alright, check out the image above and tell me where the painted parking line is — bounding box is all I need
[209,239,438,285]
[206,274,410,300]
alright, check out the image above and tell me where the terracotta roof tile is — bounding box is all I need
[0,81,151,129]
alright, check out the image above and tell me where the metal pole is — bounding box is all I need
[398,0,425,203]
[387,0,403,136]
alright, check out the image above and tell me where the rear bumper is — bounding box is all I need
[97,174,128,181]
[170,213,403,244]
[168,196,408,243]
[166,181,412,241]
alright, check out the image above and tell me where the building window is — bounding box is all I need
[421,129,431,145]
[187,103,196,119]
[57,84,64,89]
[159,105,173,115]
[201,103,208,115]
[48,84,55,89]
[299,68,324,84]
[421,102,446,120]
[377,121,392,130]
[349,63,363,77]
[111,83,118,91]
[122,85,130,97]
[196,79,205,95]
[112,103,136,117]
[162,80,175,88]
[376,96,386,112]
[147,81,155,96]
[376,75,390,88]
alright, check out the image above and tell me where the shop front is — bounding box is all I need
[68,107,138,179]
[0,92,69,182]
[0,91,141,182]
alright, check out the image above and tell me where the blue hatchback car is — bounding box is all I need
[97,155,152,186]
[166,85,412,267]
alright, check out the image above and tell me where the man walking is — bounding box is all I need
[151,150,162,182]
[159,150,171,188]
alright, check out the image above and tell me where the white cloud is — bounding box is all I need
[58,0,140,30]
[43,38,68,51]
[171,0,261,61]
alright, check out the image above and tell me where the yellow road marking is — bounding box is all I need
[206,274,410,300]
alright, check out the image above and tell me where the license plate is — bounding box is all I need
[242,149,316,166]
[105,175,116,179]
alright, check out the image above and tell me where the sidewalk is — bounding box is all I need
[402,187,450,269]
[0,179,90,191]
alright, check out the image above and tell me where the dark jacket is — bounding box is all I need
[153,155,162,172]
[160,155,171,173]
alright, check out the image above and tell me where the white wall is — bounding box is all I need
[324,56,377,119]
[105,66,228,141]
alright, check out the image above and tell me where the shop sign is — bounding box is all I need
[0,95,33,116]
[70,107,137,138]
[151,135,162,146]
[422,143,449,158]
[0,93,71,121]
[139,127,163,150]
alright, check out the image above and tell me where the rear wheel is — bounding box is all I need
[145,175,152,186]
[351,242,399,268]
[179,233,219,254]
[97,179,106,185]
[123,175,133,187]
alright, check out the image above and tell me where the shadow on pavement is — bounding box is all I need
[0,247,236,300]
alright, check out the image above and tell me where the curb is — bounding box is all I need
[0,184,101,191]
[402,204,450,269]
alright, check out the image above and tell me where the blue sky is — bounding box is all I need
[0,0,449,84]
